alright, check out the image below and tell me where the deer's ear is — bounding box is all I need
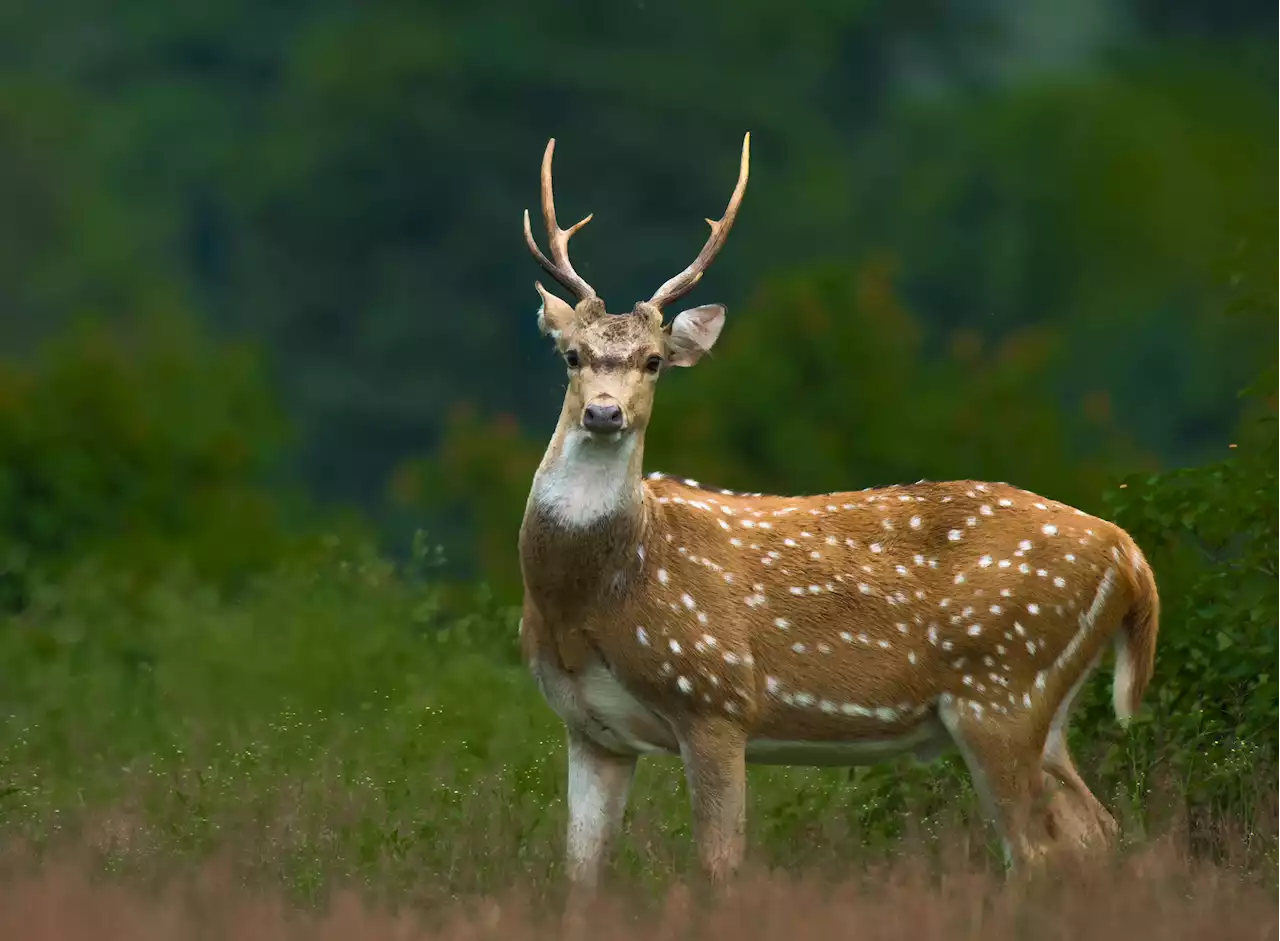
[535,282,576,340]
[666,304,726,367]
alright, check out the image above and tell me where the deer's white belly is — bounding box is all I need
[529,647,953,767]
[530,656,676,755]
[745,717,952,767]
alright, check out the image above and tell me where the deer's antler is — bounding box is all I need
[523,139,597,302]
[647,132,750,311]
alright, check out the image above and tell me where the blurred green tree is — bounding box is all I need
[850,54,1275,467]
[0,313,298,606]
[5,0,1269,519]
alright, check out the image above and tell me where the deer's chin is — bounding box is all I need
[577,425,632,444]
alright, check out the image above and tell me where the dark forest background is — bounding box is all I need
[1,0,1275,592]
[0,0,1275,897]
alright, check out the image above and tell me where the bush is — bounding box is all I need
[0,504,1274,905]
[1082,366,1277,833]
[0,314,300,605]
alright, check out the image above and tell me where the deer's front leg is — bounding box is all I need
[677,718,748,887]
[565,730,636,893]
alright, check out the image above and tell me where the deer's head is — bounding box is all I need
[525,134,750,439]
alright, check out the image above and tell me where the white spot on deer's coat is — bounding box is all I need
[1042,523,1058,536]
[948,530,963,541]
[636,627,649,646]
[677,676,693,694]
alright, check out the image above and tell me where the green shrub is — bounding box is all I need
[1081,367,1277,833]
[1,499,1274,904]
[0,314,300,605]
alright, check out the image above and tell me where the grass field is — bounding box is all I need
[0,546,1274,938]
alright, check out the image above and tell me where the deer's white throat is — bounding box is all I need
[532,429,642,529]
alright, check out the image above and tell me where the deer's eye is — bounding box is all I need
[645,354,663,373]
[564,349,581,369]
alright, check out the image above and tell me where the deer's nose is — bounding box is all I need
[582,402,625,433]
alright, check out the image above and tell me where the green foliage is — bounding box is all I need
[646,257,1144,506]
[0,3,1268,511]
[0,314,297,603]
[854,56,1275,465]
[1,485,1275,903]
[389,405,543,600]
[0,542,562,899]
[1087,269,1277,818]
[1081,368,1278,815]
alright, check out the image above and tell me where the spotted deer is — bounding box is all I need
[516,132,1160,892]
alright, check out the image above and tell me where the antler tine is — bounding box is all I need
[648,132,751,311]
[522,138,597,301]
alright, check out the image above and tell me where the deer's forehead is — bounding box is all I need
[574,315,662,359]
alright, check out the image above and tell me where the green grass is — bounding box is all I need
[0,541,1273,911]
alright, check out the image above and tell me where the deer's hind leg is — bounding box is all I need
[1039,653,1119,849]
[937,694,1052,872]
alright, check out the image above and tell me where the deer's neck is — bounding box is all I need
[530,420,646,529]
[521,418,650,613]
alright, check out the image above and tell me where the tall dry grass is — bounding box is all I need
[1,818,1274,941]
